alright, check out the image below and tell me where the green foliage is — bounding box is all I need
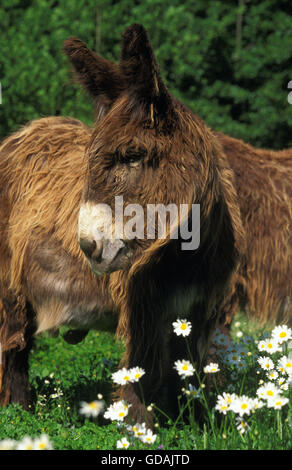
[0,316,291,450]
[0,0,291,148]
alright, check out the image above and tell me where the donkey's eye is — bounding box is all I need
[128,157,142,166]
[124,153,144,167]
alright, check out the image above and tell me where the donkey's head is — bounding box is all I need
[64,24,239,277]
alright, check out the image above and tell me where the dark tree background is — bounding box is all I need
[0,0,291,149]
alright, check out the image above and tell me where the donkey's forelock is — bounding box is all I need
[64,24,178,131]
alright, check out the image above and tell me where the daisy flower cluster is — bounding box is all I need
[81,366,158,448]
[215,392,263,417]
[214,324,291,433]
[172,319,221,384]
[0,434,53,450]
[115,424,157,449]
[111,366,145,385]
[256,325,292,392]
[80,399,105,418]
[104,402,157,448]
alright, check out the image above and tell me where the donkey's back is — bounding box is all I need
[218,132,292,326]
[0,116,115,406]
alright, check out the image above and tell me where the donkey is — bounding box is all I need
[0,24,290,421]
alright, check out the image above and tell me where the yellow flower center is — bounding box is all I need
[221,406,228,410]
[181,323,187,330]
[118,412,125,417]
[26,445,33,450]
[286,362,291,368]
[123,376,130,381]
[280,332,287,338]
[39,443,46,450]
[182,365,188,371]
[267,391,274,396]
[89,402,97,409]
[135,374,141,379]
[275,401,282,406]
[241,403,248,410]
[265,364,270,368]
[123,443,128,447]
[267,343,273,349]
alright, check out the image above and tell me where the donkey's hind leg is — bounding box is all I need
[0,293,36,409]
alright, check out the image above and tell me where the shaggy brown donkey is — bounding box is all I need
[0,24,290,421]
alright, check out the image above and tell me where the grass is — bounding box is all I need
[0,313,291,450]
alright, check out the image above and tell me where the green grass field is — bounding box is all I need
[0,313,291,450]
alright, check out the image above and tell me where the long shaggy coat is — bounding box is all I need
[0,24,291,416]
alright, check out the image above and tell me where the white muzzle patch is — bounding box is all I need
[78,201,119,242]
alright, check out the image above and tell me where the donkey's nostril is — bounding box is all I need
[91,239,103,262]
[79,238,97,259]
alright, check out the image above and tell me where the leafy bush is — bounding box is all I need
[1,0,291,148]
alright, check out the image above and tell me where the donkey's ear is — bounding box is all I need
[119,24,176,128]
[63,37,123,102]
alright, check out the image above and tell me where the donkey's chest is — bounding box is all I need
[22,240,116,334]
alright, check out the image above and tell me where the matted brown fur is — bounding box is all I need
[0,24,291,418]
[218,132,292,326]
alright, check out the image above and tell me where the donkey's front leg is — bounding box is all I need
[0,294,36,409]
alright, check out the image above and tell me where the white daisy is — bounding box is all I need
[127,422,147,438]
[172,319,192,337]
[278,376,286,385]
[215,401,229,415]
[79,400,104,418]
[257,340,268,353]
[104,400,131,422]
[277,356,292,376]
[15,436,35,450]
[116,437,130,449]
[112,367,135,385]
[130,366,145,382]
[215,393,237,414]
[236,417,250,434]
[258,338,281,354]
[258,356,274,370]
[0,439,15,450]
[140,429,157,444]
[203,362,220,374]
[272,325,292,344]
[229,395,255,417]
[252,398,265,410]
[267,396,289,409]
[267,370,279,381]
[256,382,281,400]
[174,359,195,378]
[33,434,53,450]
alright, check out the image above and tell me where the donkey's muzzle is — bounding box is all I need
[79,236,130,275]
